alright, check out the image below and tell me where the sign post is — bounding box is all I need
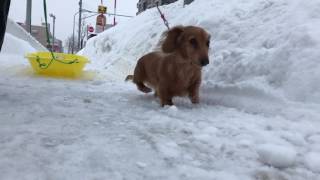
[96,5,107,34]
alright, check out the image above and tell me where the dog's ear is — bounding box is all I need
[161,26,184,53]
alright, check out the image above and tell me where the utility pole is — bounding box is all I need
[114,0,117,26]
[26,0,32,33]
[78,0,83,50]
[72,11,80,54]
[49,14,56,52]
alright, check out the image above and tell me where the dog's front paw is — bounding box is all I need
[191,97,200,104]
[161,99,174,107]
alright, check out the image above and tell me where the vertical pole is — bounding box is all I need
[78,0,83,50]
[26,0,32,33]
[72,12,77,54]
[114,0,117,26]
[52,16,55,51]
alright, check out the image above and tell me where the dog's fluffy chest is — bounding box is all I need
[177,64,199,80]
[160,61,201,91]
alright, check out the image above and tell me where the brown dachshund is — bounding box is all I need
[126,26,211,107]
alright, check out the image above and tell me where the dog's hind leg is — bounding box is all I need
[131,60,152,93]
[126,74,151,93]
[136,82,152,93]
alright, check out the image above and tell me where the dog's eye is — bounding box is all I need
[189,38,198,49]
[207,41,210,47]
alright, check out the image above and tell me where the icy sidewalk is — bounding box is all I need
[2,0,320,178]
[0,56,319,180]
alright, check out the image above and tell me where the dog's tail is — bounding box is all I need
[125,75,134,82]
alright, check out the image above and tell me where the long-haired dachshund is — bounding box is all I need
[126,25,211,107]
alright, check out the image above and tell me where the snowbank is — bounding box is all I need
[82,0,320,104]
[5,18,47,51]
[2,33,36,55]
[0,31,36,73]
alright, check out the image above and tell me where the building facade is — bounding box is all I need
[17,22,63,52]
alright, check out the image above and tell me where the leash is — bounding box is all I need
[36,0,78,69]
[156,3,170,30]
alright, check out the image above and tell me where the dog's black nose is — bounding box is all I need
[200,58,209,66]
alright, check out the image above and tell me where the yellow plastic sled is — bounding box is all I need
[25,52,89,77]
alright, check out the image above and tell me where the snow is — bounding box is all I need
[1,33,36,55]
[5,18,47,51]
[84,0,320,104]
[257,144,297,169]
[1,0,320,179]
[305,152,320,173]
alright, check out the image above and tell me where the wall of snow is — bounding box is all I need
[5,18,47,52]
[2,33,36,55]
[82,0,320,104]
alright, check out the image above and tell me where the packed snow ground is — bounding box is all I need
[1,0,320,179]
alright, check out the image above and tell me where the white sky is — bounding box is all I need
[9,0,138,41]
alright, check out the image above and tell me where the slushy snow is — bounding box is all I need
[1,0,320,179]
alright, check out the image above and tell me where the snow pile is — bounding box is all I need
[0,32,36,76]
[5,18,47,51]
[1,33,36,55]
[82,0,320,104]
[257,144,297,169]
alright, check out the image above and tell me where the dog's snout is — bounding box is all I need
[200,58,209,66]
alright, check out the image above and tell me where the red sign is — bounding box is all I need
[88,26,94,33]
